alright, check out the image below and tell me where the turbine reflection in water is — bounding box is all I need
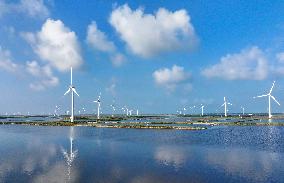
[61,127,78,181]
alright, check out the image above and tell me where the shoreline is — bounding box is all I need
[1,120,284,130]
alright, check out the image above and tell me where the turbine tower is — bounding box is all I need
[64,67,79,122]
[183,108,187,115]
[221,97,232,117]
[254,81,280,118]
[201,104,204,116]
[122,107,129,116]
[241,106,245,115]
[110,104,116,117]
[94,93,101,119]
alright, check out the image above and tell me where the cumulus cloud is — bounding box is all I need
[110,53,126,67]
[153,65,191,91]
[276,52,284,63]
[0,0,49,18]
[0,45,58,91]
[109,4,198,58]
[26,61,59,91]
[86,21,116,53]
[0,46,19,72]
[272,52,284,75]
[106,77,117,96]
[23,19,83,72]
[201,46,268,80]
[86,21,126,67]
[19,0,49,17]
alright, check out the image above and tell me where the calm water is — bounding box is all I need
[0,125,284,183]
[0,116,61,122]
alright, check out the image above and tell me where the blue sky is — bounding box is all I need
[1,0,284,115]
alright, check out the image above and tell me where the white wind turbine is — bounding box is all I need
[54,105,60,116]
[183,108,187,115]
[64,67,79,122]
[122,106,129,116]
[221,97,232,117]
[94,93,101,119]
[201,104,204,116]
[241,106,245,115]
[110,104,116,117]
[253,81,280,118]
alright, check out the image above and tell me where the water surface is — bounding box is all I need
[0,125,283,183]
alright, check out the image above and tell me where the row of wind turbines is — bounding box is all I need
[63,68,139,122]
[177,81,280,119]
[64,68,281,122]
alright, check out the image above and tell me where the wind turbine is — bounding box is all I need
[54,105,60,116]
[177,110,182,115]
[221,97,232,117]
[189,106,196,115]
[183,108,187,115]
[241,106,245,115]
[82,107,86,114]
[122,106,129,116]
[253,81,280,118]
[94,93,101,119]
[64,67,79,122]
[201,104,204,116]
[110,103,116,117]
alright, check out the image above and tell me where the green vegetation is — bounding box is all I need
[1,114,284,130]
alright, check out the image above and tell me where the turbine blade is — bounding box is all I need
[72,88,79,96]
[98,93,101,100]
[64,88,71,95]
[271,95,281,106]
[254,94,268,98]
[269,81,275,94]
[221,103,225,107]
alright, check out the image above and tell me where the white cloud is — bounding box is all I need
[0,46,19,72]
[0,0,49,18]
[19,0,49,18]
[109,4,198,58]
[106,77,117,96]
[24,19,83,72]
[153,65,190,91]
[86,21,115,53]
[276,52,284,63]
[272,52,284,75]
[201,46,268,80]
[26,61,59,91]
[110,53,126,67]
[86,21,126,67]
[0,46,58,91]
